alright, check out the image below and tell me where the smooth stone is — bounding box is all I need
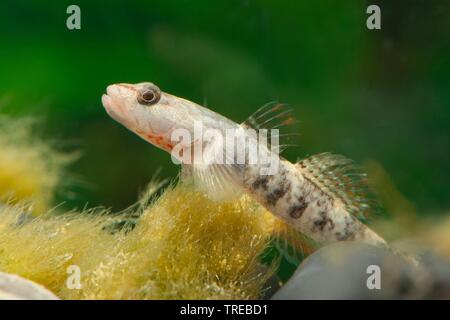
[271,242,448,299]
[0,272,59,300]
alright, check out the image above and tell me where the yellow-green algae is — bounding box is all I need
[0,184,278,299]
[0,116,72,215]
[0,114,284,299]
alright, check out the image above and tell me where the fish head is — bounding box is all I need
[102,82,203,152]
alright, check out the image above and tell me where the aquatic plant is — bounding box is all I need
[0,114,286,299]
[0,182,281,299]
[0,116,73,215]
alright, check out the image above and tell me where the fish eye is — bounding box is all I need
[137,85,161,106]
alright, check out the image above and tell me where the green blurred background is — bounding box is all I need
[0,0,448,214]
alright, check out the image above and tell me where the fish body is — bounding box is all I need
[102,82,386,247]
[243,158,385,245]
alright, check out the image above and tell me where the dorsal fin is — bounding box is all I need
[296,153,379,220]
[242,101,297,130]
[242,102,299,153]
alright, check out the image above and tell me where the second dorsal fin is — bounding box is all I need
[296,153,379,220]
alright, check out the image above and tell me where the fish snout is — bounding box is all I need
[102,84,129,110]
[102,84,132,124]
[105,84,123,100]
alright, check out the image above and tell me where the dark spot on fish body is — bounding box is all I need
[251,175,270,191]
[335,216,359,240]
[335,230,354,241]
[298,161,306,169]
[313,211,335,232]
[287,199,308,219]
[266,180,291,206]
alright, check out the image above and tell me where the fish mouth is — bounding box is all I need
[101,85,126,122]
[101,93,113,110]
[102,85,119,109]
[101,93,118,119]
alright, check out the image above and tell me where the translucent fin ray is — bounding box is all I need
[296,152,380,220]
[242,102,296,131]
[270,219,317,266]
[182,163,241,202]
[242,102,299,153]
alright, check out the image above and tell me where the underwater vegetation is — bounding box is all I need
[0,182,277,299]
[0,115,299,299]
[0,117,73,216]
[0,114,449,299]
